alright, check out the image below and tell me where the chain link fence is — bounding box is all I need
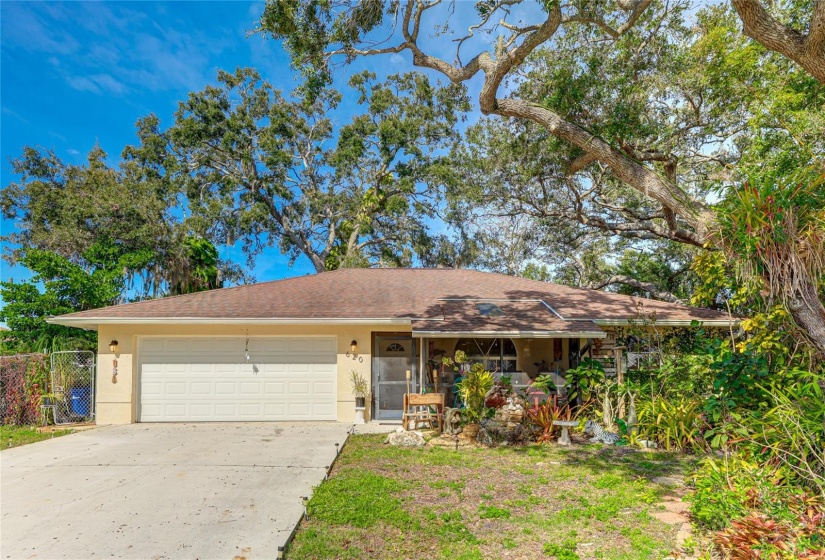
[49,351,96,425]
[0,353,49,425]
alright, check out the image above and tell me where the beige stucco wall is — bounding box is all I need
[95,323,407,425]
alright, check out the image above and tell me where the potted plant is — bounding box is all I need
[349,370,369,424]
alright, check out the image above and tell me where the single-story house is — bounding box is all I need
[48,268,737,424]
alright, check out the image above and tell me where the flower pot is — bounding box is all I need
[355,396,366,408]
[462,423,480,438]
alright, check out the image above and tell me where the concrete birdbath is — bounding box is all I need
[554,420,578,446]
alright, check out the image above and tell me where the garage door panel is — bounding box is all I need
[190,382,212,395]
[214,382,236,395]
[314,381,334,395]
[139,337,337,422]
[265,382,285,394]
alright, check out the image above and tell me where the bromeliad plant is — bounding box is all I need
[637,397,703,452]
[714,168,825,356]
[524,396,584,444]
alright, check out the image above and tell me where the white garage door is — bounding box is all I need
[139,337,337,422]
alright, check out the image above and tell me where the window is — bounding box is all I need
[454,338,517,373]
[476,303,505,316]
[385,342,405,352]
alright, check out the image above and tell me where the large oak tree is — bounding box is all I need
[259,0,825,354]
[167,67,468,272]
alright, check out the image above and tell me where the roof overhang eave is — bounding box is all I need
[591,318,740,327]
[411,330,607,339]
[46,317,415,330]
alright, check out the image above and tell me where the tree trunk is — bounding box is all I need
[789,277,825,357]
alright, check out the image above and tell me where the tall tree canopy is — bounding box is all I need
[0,248,128,352]
[167,67,469,272]
[260,0,825,354]
[1,125,233,299]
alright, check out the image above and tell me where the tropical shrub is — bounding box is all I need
[637,397,702,452]
[713,506,825,560]
[455,363,494,424]
[745,374,825,497]
[0,354,48,425]
[564,358,605,403]
[704,341,775,421]
[690,455,765,530]
[691,453,825,557]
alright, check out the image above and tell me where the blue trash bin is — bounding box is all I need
[69,387,90,417]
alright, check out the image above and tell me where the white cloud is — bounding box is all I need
[1,106,30,124]
[2,2,234,97]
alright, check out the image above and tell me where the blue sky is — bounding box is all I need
[1,1,307,284]
[1,0,524,304]
[2,0,489,288]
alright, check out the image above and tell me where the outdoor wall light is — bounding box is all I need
[109,340,119,379]
[346,340,362,362]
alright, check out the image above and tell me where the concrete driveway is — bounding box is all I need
[1,423,350,560]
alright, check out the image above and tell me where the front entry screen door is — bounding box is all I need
[373,335,415,420]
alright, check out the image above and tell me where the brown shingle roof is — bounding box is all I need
[50,268,736,331]
[412,300,605,336]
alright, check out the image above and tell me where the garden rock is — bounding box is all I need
[477,418,531,447]
[386,428,426,447]
[428,434,477,448]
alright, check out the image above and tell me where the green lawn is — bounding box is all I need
[0,425,76,449]
[288,434,697,560]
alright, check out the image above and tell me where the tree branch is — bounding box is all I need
[590,274,684,303]
[731,0,825,83]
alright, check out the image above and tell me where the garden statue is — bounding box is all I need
[584,420,620,444]
[627,393,638,436]
[443,407,463,435]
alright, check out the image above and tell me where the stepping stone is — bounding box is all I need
[651,510,688,525]
[652,476,684,486]
[663,500,689,514]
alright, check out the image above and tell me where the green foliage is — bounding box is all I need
[637,397,702,452]
[716,168,825,288]
[703,342,775,419]
[348,369,369,398]
[455,363,494,424]
[0,247,138,353]
[477,504,511,519]
[745,374,825,496]
[690,455,762,530]
[542,538,580,560]
[564,358,605,403]
[170,67,469,273]
[168,237,222,295]
[0,425,75,449]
